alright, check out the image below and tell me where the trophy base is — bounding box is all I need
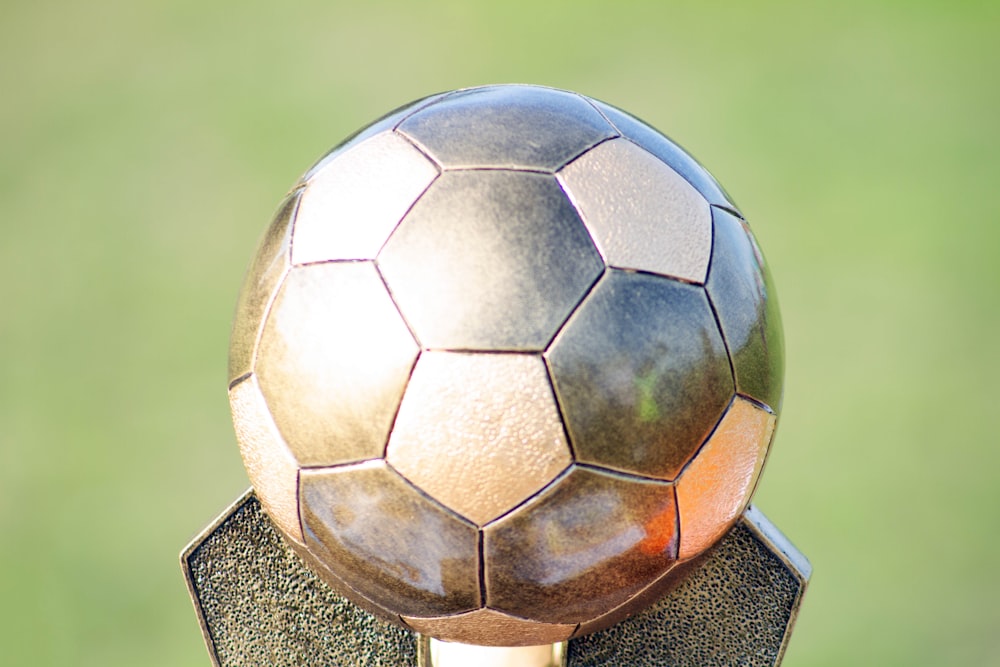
[182,490,809,667]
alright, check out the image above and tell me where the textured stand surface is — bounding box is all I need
[182,492,809,667]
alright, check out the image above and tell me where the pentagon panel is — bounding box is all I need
[592,99,739,213]
[387,351,572,526]
[706,207,784,411]
[676,396,775,559]
[398,85,616,171]
[300,461,480,618]
[255,262,418,466]
[378,170,603,351]
[300,91,450,183]
[484,465,678,624]
[228,375,302,544]
[291,131,439,265]
[403,608,575,647]
[228,190,298,383]
[548,270,733,480]
[558,138,712,284]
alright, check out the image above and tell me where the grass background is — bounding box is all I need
[1,0,998,664]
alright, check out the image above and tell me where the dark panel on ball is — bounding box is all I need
[398,85,616,171]
[300,461,481,618]
[378,170,603,350]
[706,207,784,412]
[228,189,298,383]
[548,270,734,480]
[591,99,739,213]
[484,466,678,624]
[182,493,418,667]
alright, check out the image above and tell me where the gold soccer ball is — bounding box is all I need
[227,85,783,646]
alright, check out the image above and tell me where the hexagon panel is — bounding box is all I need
[300,460,480,618]
[484,465,678,624]
[228,374,302,544]
[548,270,734,480]
[291,131,439,265]
[676,396,776,559]
[255,261,418,466]
[591,99,739,213]
[378,170,603,350]
[558,138,712,284]
[228,190,298,383]
[398,85,616,171]
[387,351,572,526]
[706,207,785,412]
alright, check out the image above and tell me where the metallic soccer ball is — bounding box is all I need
[227,84,784,647]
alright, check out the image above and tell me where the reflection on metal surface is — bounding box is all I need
[228,375,302,544]
[548,270,733,480]
[292,131,439,265]
[399,85,615,171]
[558,138,712,284]
[591,99,739,213]
[569,558,683,638]
[706,207,784,411]
[378,170,602,350]
[484,466,677,625]
[388,352,571,526]
[424,637,565,667]
[405,608,574,647]
[744,505,812,581]
[675,397,775,559]
[566,506,809,665]
[255,261,418,466]
[228,190,297,382]
[301,460,480,618]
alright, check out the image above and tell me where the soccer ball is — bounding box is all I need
[227,84,783,647]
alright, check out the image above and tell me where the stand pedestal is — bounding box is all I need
[182,491,809,666]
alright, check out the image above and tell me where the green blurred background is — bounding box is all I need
[2,0,997,664]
